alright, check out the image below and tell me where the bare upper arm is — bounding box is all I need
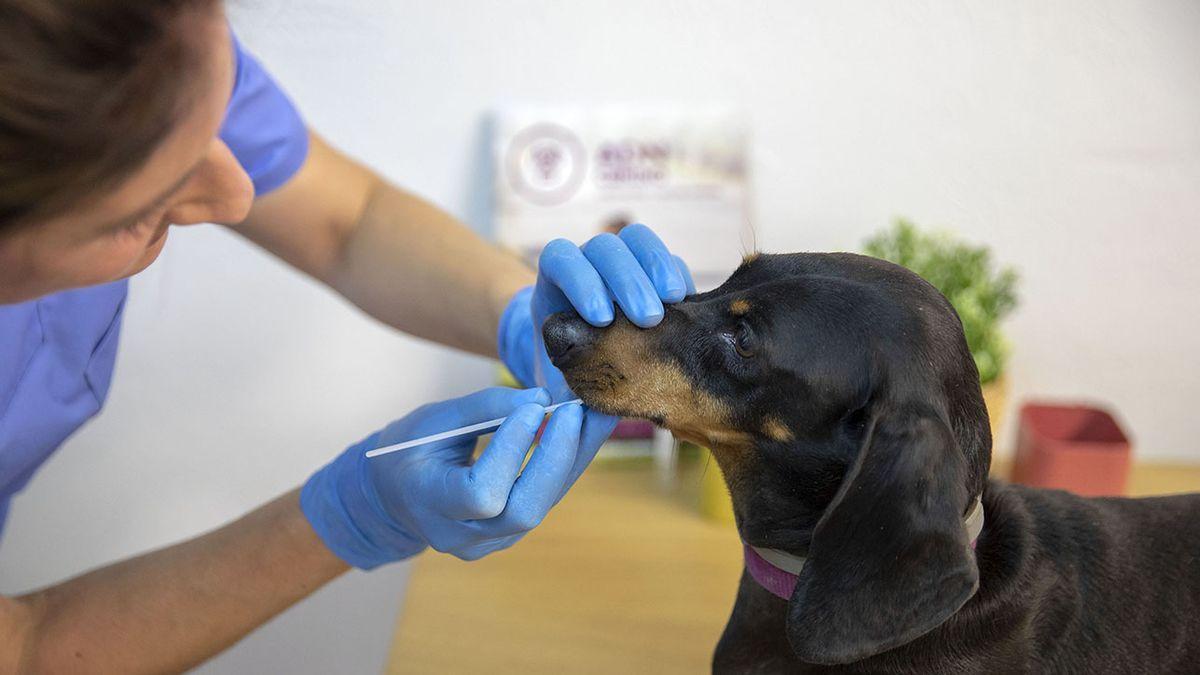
[229,130,382,284]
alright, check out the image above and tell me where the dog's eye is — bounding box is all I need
[732,323,757,358]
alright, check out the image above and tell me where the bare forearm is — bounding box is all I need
[236,133,533,359]
[330,180,532,356]
[5,489,347,674]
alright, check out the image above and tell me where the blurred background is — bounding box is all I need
[2,0,1198,672]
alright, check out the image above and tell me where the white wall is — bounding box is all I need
[1,0,1198,672]
[223,0,1200,460]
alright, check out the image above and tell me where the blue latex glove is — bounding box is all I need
[496,224,695,502]
[497,223,696,397]
[302,387,584,568]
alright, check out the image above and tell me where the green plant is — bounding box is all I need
[863,218,1018,385]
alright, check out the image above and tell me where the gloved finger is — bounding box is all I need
[673,255,697,295]
[532,269,573,324]
[497,286,537,387]
[438,402,545,520]
[400,502,467,554]
[416,508,522,557]
[539,238,613,326]
[581,233,663,328]
[423,520,483,555]
[531,307,575,402]
[529,283,573,401]
[532,346,574,403]
[618,223,688,303]
[432,386,550,432]
[453,534,524,561]
[556,408,618,504]
[378,388,548,470]
[479,403,583,538]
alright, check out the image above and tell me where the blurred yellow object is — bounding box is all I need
[697,445,736,524]
[982,374,1009,452]
[496,365,521,388]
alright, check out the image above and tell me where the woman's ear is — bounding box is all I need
[786,403,979,665]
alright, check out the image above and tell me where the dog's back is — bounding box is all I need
[971,481,1200,673]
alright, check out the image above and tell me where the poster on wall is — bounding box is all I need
[493,105,753,290]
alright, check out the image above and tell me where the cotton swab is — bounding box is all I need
[364,399,584,459]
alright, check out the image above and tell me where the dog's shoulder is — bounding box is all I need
[991,478,1200,551]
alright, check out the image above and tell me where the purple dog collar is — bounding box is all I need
[744,497,986,601]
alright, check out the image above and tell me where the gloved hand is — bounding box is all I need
[495,224,694,504]
[301,387,584,568]
[498,223,695,397]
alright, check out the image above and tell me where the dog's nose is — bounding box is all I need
[543,312,597,369]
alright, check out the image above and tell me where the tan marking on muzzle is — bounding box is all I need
[561,318,752,454]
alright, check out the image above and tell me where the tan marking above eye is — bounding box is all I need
[742,252,760,265]
[762,417,794,442]
[730,299,751,316]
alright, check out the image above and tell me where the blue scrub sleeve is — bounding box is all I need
[220,34,309,196]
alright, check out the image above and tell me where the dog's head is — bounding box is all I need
[545,252,991,664]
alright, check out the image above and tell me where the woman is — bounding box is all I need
[0,1,692,671]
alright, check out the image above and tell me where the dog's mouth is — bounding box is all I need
[561,363,666,426]
[565,368,752,451]
[559,363,623,409]
[546,313,670,421]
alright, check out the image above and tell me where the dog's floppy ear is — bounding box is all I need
[786,404,978,664]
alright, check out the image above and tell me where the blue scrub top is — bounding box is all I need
[0,35,308,534]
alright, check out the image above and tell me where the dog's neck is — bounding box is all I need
[743,497,986,601]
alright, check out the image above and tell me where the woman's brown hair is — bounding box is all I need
[0,0,214,231]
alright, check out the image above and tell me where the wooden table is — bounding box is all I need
[387,459,1200,673]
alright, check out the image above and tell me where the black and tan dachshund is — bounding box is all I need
[543,252,1200,674]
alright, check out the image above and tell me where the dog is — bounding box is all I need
[543,252,1200,673]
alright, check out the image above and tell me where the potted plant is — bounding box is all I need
[863,218,1019,449]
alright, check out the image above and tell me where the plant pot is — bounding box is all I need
[1011,402,1132,496]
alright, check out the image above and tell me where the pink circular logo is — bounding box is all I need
[505,123,587,206]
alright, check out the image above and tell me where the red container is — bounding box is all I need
[1012,402,1132,496]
